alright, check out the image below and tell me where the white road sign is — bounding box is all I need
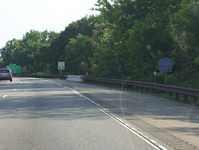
[58,61,65,70]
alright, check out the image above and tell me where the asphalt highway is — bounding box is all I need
[0,77,158,150]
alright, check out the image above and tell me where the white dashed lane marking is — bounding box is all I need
[3,95,7,98]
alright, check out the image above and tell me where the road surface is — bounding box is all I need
[52,78,199,150]
[0,77,159,150]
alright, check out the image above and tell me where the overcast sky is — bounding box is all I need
[0,0,99,48]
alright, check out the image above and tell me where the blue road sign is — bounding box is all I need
[158,58,174,72]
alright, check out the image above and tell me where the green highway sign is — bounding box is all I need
[6,64,21,74]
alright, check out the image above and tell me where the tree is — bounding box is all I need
[0,30,59,73]
[0,39,21,66]
[92,0,178,80]
[48,16,99,74]
[169,2,199,69]
[65,34,94,74]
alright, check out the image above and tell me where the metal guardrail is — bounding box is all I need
[14,74,66,79]
[12,75,199,104]
[83,77,199,103]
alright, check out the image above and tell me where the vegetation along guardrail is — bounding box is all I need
[83,77,199,105]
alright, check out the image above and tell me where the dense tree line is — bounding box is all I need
[1,0,199,87]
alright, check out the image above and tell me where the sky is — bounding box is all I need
[0,0,99,48]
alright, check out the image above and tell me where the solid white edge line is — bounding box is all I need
[49,80,167,150]
[69,87,168,150]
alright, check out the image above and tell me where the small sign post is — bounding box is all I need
[154,71,157,83]
[158,58,174,84]
[58,61,65,75]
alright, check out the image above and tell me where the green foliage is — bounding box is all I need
[0,1,198,89]
[0,59,3,68]
[0,30,59,73]
[194,57,199,66]
[65,34,94,74]
[32,72,46,75]
[169,2,199,67]
[168,66,199,88]
[48,16,99,74]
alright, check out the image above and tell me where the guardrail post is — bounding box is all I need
[135,86,138,92]
[125,84,129,90]
[140,87,144,93]
[176,93,180,101]
[184,94,188,103]
[169,92,172,97]
[193,96,198,103]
